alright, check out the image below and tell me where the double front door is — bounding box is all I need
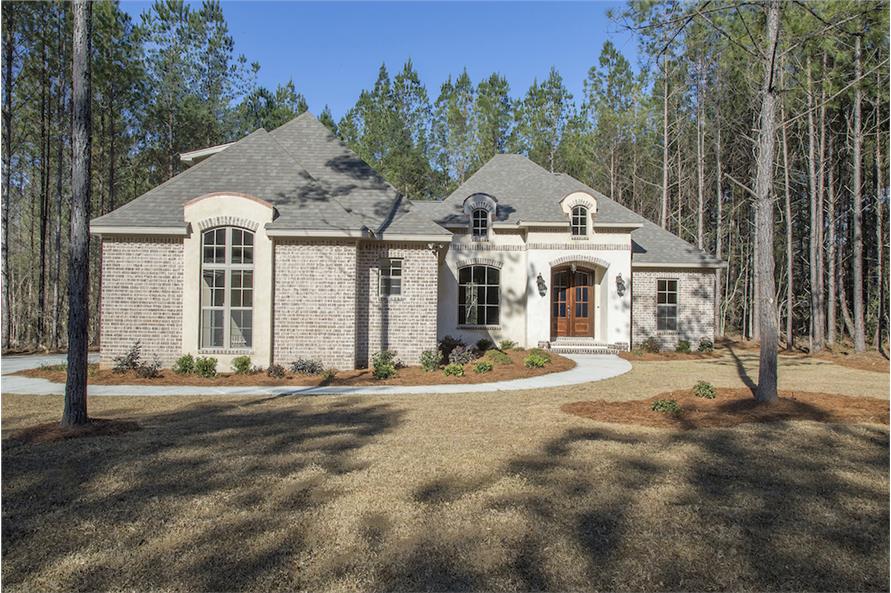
[551,268,593,338]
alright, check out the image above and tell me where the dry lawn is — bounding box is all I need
[2,348,888,592]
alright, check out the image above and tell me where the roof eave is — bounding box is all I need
[90,224,189,236]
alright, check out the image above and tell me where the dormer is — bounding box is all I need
[559,191,597,239]
[463,193,497,241]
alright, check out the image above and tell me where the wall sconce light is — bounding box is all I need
[536,273,547,297]
[616,273,626,297]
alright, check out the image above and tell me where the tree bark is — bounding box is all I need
[806,57,823,352]
[780,65,794,350]
[37,16,50,347]
[874,70,885,354]
[753,0,781,402]
[63,0,92,427]
[696,56,705,250]
[52,16,65,351]
[826,135,837,345]
[715,120,724,336]
[852,35,866,352]
[2,3,15,350]
[661,56,669,229]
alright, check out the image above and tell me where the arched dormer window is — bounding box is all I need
[471,208,489,240]
[571,206,588,237]
[201,227,254,349]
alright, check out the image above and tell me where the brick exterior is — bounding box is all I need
[356,243,439,367]
[631,269,716,350]
[99,237,184,367]
[273,241,358,370]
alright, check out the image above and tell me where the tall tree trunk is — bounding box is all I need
[63,0,92,427]
[852,35,866,352]
[715,121,724,336]
[52,19,66,351]
[660,56,669,229]
[806,57,823,352]
[827,135,837,345]
[780,63,794,350]
[815,51,827,346]
[874,71,885,354]
[753,0,781,402]
[696,57,705,250]
[2,3,15,350]
[37,19,50,347]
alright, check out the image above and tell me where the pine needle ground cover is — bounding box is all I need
[2,352,888,592]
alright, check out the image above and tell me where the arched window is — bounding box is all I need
[471,208,489,239]
[201,227,254,349]
[571,206,588,236]
[458,265,500,325]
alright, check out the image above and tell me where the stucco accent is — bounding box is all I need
[549,255,611,269]
[196,215,260,232]
[456,257,503,269]
[559,191,598,215]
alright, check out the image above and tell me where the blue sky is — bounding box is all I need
[120,1,638,120]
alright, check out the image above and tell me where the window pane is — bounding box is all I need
[230,310,252,348]
[389,279,402,296]
[201,309,224,348]
[486,306,499,325]
[487,267,500,284]
[459,267,471,283]
[473,266,486,284]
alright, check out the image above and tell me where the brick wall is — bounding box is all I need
[356,243,439,367]
[631,269,715,350]
[100,237,184,367]
[272,240,358,369]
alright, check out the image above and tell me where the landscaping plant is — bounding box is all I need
[194,356,218,378]
[486,349,512,365]
[529,347,551,362]
[172,354,195,375]
[443,363,464,377]
[290,358,324,375]
[498,339,518,351]
[640,336,661,353]
[524,352,550,368]
[698,338,715,353]
[473,361,493,374]
[448,345,477,365]
[112,341,143,373]
[438,335,465,363]
[232,355,253,375]
[476,339,495,352]
[651,399,683,415]
[321,368,338,383]
[135,358,162,379]
[693,380,717,399]
[266,364,286,379]
[675,340,692,353]
[372,350,399,379]
[420,349,440,372]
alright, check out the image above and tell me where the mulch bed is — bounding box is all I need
[562,388,890,430]
[16,349,574,387]
[619,351,721,361]
[8,418,141,445]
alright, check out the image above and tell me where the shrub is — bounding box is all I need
[438,335,465,363]
[524,352,550,368]
[266,363,286,379]
[476,338,495,352]
[498,339,518,351]
[112,340,143,373]
[172,354,195,375]
[443,363,464,377]
[448,345,477,365]
[321,368,338,383]
[232,355,253,375]
[486,349,512,365]
[473,361,493,374]
[529,347,551,362]
[651,399,682,415]
[420,349,441,372]
[39,362,67,372]
[194,356,218,378]
[675,340,692,353]
[135,358,162,379]
[698,338,715,353]
[640,336,661,353]
[290,358,324,375]
[372,350,399,379]
[693,380,717,399]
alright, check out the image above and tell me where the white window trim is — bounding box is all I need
[379,258,404,298]
[656,278,679,333]
[457,264,500,327]
[570,206,589,239]
[471,208,490,241]
[200,227,255,351]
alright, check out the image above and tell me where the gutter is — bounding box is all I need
[90,225,188,236]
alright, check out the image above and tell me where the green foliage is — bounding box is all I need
[266,363,286,379]
[443,363,465,377]
[112,340,143,373]
[698,338,715,353]
[231,355,253,375]
[290,358,324,375]
[194,357,218,379]
[173,354,195,375]
[524,352,550,368]
[39,363,68,372]
[693,381,717,399]
[372,350,399,380]
[529,348,552,362]
[651,399,682,415]
[321,368,338,383]
[640,337,661,353]
[135,358,162,379]
[486,349,512,365]
[675,340,692,353]
[438,335,465,362]
[475,338,495,352]
[420,349,441,372]
[498,339,518,351]
[473,361,493,374]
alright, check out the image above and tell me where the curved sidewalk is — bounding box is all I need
[1,353,631,397]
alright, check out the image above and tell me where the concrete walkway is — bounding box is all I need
[1,352,631,397]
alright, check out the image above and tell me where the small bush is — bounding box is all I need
[135,358,162,379]
[232,355,253,375]
[476,339,495,352]
[473,361,493,374]
[698,338,714,353]
[448,345,477,365]
[486,349,512,365]
[524,352,550,368]
[443,363,464,377]
[172,354,195,375]
[372,350,399,379]
[112,340,143,373]
[290,358,324,375]
[529,347,551,362]
[693,380,717,399]
[266,363,286,379]
[321,368,338,383]
[675,340,692,353]
[194,356,218,378]
[39,362,67,372]
[498,339,518,351]
[640,336,661,353]
[420,349,440,372]
[651,399,682,415]
[438,335,465,363]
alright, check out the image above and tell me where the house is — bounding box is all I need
[90,112,724,370]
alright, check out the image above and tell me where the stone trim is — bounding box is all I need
[456,257,503,270]
[452,242,627,252]
[197,216,259,232]
[549,254,611,269]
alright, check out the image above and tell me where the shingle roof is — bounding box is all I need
[415,153,723,268]
[91,113,450,238]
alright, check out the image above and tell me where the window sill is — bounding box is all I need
[379,295,404,301]
[458,324,501,330]
[570,235,589,240]
[471,237,490,243]
[199,348,254,355]
[655,330,679,335]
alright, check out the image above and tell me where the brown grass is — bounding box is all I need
[2,350,888,592]
[8,418,141,444]
[17,350,574,387]
[816,350,890,373]
[620,350,721,361]
[562,388,890,430]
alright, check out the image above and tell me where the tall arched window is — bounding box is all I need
[571,206,588,236]
[458,265,500,325]
[471,208,489,239]
[201,227,254,349]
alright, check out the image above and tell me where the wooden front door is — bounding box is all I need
[551,268,593,338]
